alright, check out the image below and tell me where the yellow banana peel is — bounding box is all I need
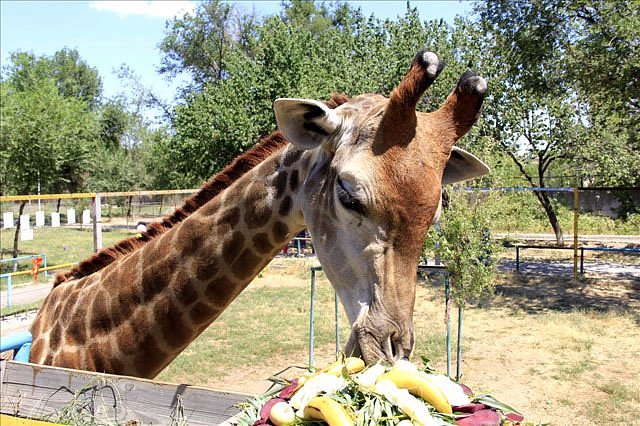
[323,357,365,376]
[378,368,452,414]
[304,396,354,426]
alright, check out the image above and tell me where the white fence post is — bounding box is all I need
[93,193,102,252]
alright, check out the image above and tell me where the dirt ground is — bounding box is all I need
[194,262,640,426]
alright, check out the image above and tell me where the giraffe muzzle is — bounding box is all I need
[345,315,415,365]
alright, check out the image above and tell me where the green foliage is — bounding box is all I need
[162,1,477,186]
[3,48,102,109]
[474,0,640,188]
[159,0,257,86]
[98,99,130,150]
[423,192,498,306]
[0,79,98,195]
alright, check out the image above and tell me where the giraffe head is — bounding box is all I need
[274,51,488,364]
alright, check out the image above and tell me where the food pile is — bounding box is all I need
[234,357,525,426]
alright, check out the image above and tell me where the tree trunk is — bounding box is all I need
[535,191,564,245]
[12,201,27,271]
[126,196,133,218]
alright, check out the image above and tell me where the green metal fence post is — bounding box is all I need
[445,273,451,378]
[456,304,463,381]
[309,267,317,368]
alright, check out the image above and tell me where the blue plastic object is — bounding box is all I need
[0,331,32,362]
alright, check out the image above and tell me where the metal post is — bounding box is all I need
[43,253,48,279]
[580,247,585,275]
[445,273,451,378]
[92,193,102,252]
[309,267,317,368]
[7,275,12,307]
[297,238,302,257]
[334,292,340,356]
[456,304,463,381]
[516,245,520,271]
[573,188,579,282]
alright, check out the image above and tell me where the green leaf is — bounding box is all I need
[473,394,523,416]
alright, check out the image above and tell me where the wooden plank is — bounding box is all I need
[1,361,250,425]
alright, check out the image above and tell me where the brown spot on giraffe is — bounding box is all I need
[289,169,299,192]
[272,170,288,199]
[215,206,241,232]
[171,270,201,305]
[279,195,292,217]
[272,221,291,243]
[231,248,262,280]
[222,231,245,264]
[243,184,272,229]
[252,232,274,254]
[190,302,219,325]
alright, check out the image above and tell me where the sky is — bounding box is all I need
[1,1,474,105]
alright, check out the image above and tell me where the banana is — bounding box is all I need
[377,369,452,414]
[374,380,436,426]
[304,396,354,426]
[323,357,365,376]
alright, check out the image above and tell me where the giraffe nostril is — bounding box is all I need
[387,333,403,361]
[388,332,412,362]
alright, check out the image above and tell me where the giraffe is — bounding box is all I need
[29,51,489,378]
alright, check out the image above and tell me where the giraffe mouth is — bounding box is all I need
[345,324,413,364]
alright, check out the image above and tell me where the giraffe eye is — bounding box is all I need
[337,177,366,214]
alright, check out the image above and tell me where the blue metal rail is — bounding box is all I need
[0,331,32,362]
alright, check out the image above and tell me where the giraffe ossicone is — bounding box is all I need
[30,51,489,378]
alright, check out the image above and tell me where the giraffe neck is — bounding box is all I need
[30,143,315,378]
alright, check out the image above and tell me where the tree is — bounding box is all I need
[0,78,98,258]
[469,0,640,243]
[159,0,257,87]
[162,2,477,186]
[422,191,497,306]
[98,99,130,150]
[475,0,640,188]
[4,48,102,109]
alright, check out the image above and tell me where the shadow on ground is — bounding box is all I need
[493,272,639,317]
[421,260,640,324]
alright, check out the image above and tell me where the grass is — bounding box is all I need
[152,269,640,425]
[1,301,42,317]
[1,256,638,424]
[0,219,637,425]
[156,270,353,385]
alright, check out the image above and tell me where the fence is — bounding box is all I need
[1,186,638,291]
[455,186,639,280]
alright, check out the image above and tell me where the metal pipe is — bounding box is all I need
[456,304,463,381]
[309,267,317,368]
[573,187,579,282]
[334,292,340,356]
[445,274,451,378]
[0,331,32,352]
[6,275,12,307]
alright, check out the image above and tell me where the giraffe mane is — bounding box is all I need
[53,94,350,287]
[53,132,288,286]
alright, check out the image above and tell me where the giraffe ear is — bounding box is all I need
[274,98,341,150]
[442,146,490,184]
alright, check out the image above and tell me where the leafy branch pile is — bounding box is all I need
[232,357,524,426]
